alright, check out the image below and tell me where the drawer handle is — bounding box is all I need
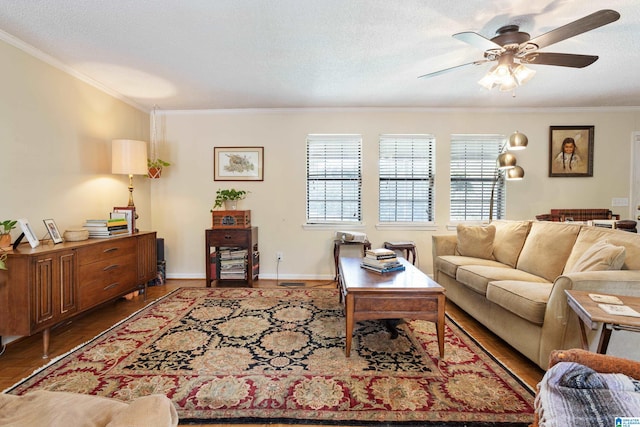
[103,247,119,253]
[224,235,232,240]
[103,264,119,271]
[104,283,119,290]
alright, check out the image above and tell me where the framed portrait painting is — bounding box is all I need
[549,125,594,177]
[214,146,264,181]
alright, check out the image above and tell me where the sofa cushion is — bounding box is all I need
[435,255,509,278]
[455,224,496,260]
[456,265,549,296]
[491,220,531,268]
[486,281,553,325]
[516,221,581,282]
[564,240,626,274]
[565,226,640,271]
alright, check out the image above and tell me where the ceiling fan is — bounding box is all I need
[419,9,620,91]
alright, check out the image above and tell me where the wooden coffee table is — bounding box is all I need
[338,256,446,357]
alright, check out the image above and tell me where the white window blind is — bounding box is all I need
[306,135,362,223]
[450,135,505,221]
[379,135,435,222]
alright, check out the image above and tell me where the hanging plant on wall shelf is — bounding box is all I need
[147,105,170,179]
[147,158,170,179]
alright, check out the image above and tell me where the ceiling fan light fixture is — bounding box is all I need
[513,64,536,85]
[478,73,496,89]
[499,74,518,91]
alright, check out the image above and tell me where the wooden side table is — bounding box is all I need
[565,290,640,354]
[383,241,416,265]
[333,239,371,280]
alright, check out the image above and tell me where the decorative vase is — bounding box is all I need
[224,200,239,210]
[0,234,11,249]
[148,167,162,179]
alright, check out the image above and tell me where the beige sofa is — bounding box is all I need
[432,220,640,369]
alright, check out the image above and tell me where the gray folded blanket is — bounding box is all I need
[535,361,640,427]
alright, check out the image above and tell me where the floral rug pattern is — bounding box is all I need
[6,288,535,425]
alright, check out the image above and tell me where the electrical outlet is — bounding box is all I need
[612,197,629,207]
[276,252,283,262]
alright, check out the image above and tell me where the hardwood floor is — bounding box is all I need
[0,278,544,426]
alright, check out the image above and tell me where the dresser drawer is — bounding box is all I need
[208,229,251,246]
[78,255,137,310]
[77,238,136,266]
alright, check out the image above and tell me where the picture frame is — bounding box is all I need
[43,218,63,244]
[17,218,40,248]
[214,146,264,181]
[549,125,594,177]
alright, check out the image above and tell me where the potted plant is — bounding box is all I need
[0,220,16,249]
[147,158,171,179]
[212,188,248,210]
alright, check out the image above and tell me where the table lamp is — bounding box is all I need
[111,139,148,209]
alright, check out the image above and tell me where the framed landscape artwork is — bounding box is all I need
[214,146,264,181]
[549,125,594,177]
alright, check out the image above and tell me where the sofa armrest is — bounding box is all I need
[432,234,457,258]
[549,348,640,379]
[538,270,640,368]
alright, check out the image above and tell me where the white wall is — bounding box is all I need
[151,108,640,280]
[0,39,150,240]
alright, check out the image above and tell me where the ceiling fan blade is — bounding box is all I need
[521,52,598,68]
[453,32,501,51]
[526,9,620,50]
[418,60,488,79]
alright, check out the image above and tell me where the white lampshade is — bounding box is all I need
[112,139,147,175]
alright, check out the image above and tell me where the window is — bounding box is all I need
[306,135,362,223]
[379,135,435,222]
[450,134,505,221]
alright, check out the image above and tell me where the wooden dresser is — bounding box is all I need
[0,231,156,357]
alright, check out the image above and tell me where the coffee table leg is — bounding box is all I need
[345,294,354,357]
[436,295,445,358]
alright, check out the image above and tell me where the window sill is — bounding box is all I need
[375,222,438,231]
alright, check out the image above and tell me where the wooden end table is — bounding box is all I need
[565,290,640,354]
[338,256,446,358]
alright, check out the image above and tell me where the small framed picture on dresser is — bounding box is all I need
[43,218,63,244]
[17,218,40,248]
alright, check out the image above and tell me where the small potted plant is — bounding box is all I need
[0,220,17,249]
[212,188,248,211]
[147,158,171,179]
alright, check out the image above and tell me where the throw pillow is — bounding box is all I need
[455,224,496,260]
[567,240,626,273]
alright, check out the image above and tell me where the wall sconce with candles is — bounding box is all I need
[111,139,148,225]
[489,131,528,220]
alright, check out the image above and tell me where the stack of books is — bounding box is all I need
[361,248,405,274]
[83,218,130,238]
[219,247,248,280]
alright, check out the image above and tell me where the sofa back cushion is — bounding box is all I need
[491,220,531,268]
[564,239,626,273]
[516,221,581,282]
[455,224,496,260]
[565,226,640,271]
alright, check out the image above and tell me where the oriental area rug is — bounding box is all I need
[6,288,535,426]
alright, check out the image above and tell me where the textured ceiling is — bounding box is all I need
[0,0,638,111]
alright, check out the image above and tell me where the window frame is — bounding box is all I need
[450,134,506,222]
[306,134,362,225]
[378,134,435,224]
